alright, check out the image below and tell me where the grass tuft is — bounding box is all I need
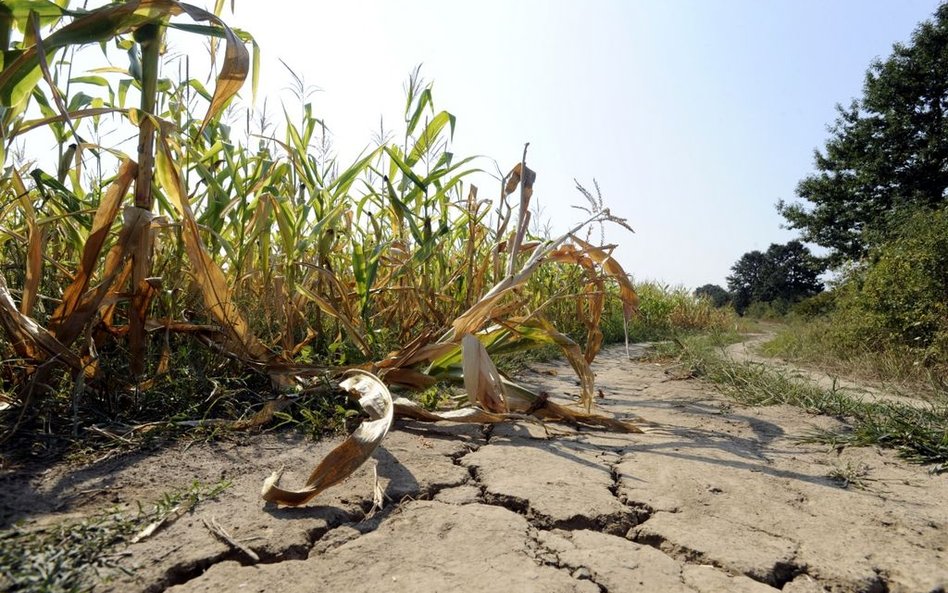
[667,335,948,473]
[762,319,948,400]
[826,461,872,489]
[0,480,231,593]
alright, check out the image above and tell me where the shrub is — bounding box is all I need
[833,208,948,363]
[744,300,791,319]
[790,291,837,319]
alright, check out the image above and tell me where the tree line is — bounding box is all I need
[700,2,948,362]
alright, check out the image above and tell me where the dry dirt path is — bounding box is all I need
[725,332,935,409]
[3,341,947,593]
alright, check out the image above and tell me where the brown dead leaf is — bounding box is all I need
[461,334,507,413]
[261,370,394,506]
[391,397,510,424]
[156,136,273,363]
[570,235,639,319]
[501,378,646,433]
[0,271,84,371]
[503,162,536,199]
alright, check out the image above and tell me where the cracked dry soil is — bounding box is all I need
[3,344,947,593]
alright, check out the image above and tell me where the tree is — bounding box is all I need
[778,3,948,263]
[694,284,730,308]
[727,241,824,314]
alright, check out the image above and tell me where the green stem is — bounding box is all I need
[134,22,161,209]
[130,22,162,378]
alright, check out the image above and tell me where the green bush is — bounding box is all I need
[833,208,948,363]
[743,299,791,319]
[790,291,837,319]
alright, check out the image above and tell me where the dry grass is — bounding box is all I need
[664,334,948,473]
[761,319,948,404]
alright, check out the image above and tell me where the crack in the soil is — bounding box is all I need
[629,527,808,590]
[143,437,489,593]
[607,456,654,528]
[143,549,235,593]
[604,456,837,591]
[143,505,365,593]
[449,442,481,466]
[524,527,608,593]
[470,478,645,536]
[459,449,654,537]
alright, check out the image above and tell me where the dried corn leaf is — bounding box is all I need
[261,370,394,506]
[232,398,293,430]
[49,160,135,340]
[461,334,507,413]
[570,235,639,319]
[379,367,437,389]
[55,207,152,347]
[501,378,646,433]
[449,254,539,338]
[20,214,44,318]
[391,397,509,424]
[156,137,272,363]
[0,271,83,370]
[449,204,616,341]
[534,317,596,411]
[377,331,456,370]
[295,283,371,357]
[174,3,250,133]
[503,162,536,198]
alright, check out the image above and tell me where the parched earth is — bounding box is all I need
[3,343,947,593]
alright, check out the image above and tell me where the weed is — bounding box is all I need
[0,480,231,593]
[826,461,872,489]
[145,479,232,520]
[415,382,456,411]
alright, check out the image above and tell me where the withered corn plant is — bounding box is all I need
[0,1,646,499]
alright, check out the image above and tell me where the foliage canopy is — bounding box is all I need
[727,241,824,314]
[779,3,948,263]
[694,284,729,308]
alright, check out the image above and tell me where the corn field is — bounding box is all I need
[0,1,650,497]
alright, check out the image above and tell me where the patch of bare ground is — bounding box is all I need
[2,341,946,593]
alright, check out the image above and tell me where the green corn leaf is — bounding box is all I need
[405,86,432,137]
[384,175,423,244]
[117,78,132,108]
[383,145,427,191]
[5,0,66,32]
[408,110,455,166]
[329,148,380,197]
[68,74,110,87]
[0,0,249,136]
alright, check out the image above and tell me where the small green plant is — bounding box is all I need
[416,382,456,411]
[826,461,872,489]
[0,479,231,593]
[145,479,232,520]
[271,392,359,440]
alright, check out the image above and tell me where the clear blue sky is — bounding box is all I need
[212,1,942,287]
